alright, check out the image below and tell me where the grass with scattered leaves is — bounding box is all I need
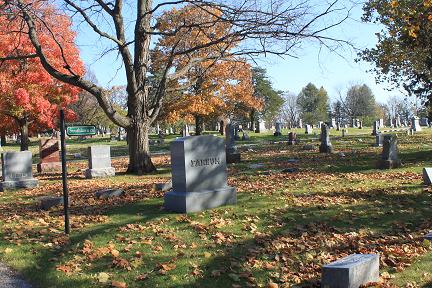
[0,127,432,287]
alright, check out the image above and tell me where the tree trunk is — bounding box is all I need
[126,121,156,175]
[18,118,29,151]
[195,115,204,136]
[1,134,6,147]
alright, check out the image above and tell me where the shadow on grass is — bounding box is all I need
[3,184,432,288]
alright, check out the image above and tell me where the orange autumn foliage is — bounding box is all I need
[152,5,261,123]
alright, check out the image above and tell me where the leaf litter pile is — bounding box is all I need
[0,140,432,288]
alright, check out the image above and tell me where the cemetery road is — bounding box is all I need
[0,263,32,288]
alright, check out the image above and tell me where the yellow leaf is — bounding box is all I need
[204,252,211,258]
[111,249,120,257]
[97,272,110,283]
[4,248,12,254]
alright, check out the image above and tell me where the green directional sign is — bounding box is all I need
[66,125,97,136]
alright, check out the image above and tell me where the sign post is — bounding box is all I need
[60,110,70,234]
[59,121,97,234]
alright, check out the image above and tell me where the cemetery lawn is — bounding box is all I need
[1,128,432,287]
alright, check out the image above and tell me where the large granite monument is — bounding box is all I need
[164,135,236,213]
[37,138,61,173]
[0,151,38,191]
[84,145,115,178]
[377,134,401,169]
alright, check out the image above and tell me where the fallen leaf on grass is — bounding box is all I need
[97,272,109,283]
[111,280,127,288]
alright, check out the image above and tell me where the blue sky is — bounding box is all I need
[76,1,400,105]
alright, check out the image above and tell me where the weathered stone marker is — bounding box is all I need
[305,125,312,134]
[288,132,296,145]
[242,131,250,141]
[377,134,401,169]
[37,138,61,173]
[95,188,124,199]
[274,122,282,136]
[423,168,432,185]
[0,151,38,191]
[371,121,379,136]
[412,117,422,132]
[375,133,383,147]
[39,196,63,210]
[164,135,236,213]
[84,145,115,178]
[319,124,333,153]
[226,124,241,164]
[321,254,379,288]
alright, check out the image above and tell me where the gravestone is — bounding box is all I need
[319,124,333,153]
[95,188,124,199]
[84,145,115,178]
[164,135,236,213]
[288,132,296,145]
[305,125,312,134]
[342,129,347,137]
[298,119,303,129]
[358,121,363,129]
[412,117,422,132]
[321,254,379,288]
[377,135,401,169]
[37,138,61,173]
[331,118,337,128]
[226,124,241,163]
[379,118,384,128]
[371,121,379,136]
[39,196,63,210]
[407,128,414,136]
[234,125,241,141]
[420,117,429,126]
[155,180,173,192]
[274,122,282,136]
[241,131,250,141]
[375,133,383,147]
[182,125,190,137]
[423,168,432,185]
[425,232,432,241]
[336,122,340,131]
[0,151,38,191]
[351,118,356,128]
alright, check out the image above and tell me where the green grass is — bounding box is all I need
[0,126,431,287]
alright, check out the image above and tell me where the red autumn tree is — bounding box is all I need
[0,2,84,150]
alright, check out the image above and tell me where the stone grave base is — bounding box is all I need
[39,196,63,210]
[377,159,401,169]
[226,153,241,164]
[164,187,236,213]
[95,188,124,199]
[84,167,116,179]
[0,178,39,191]
[37,162,62,173]
[322,254,379,288]
[319,144,333,153]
